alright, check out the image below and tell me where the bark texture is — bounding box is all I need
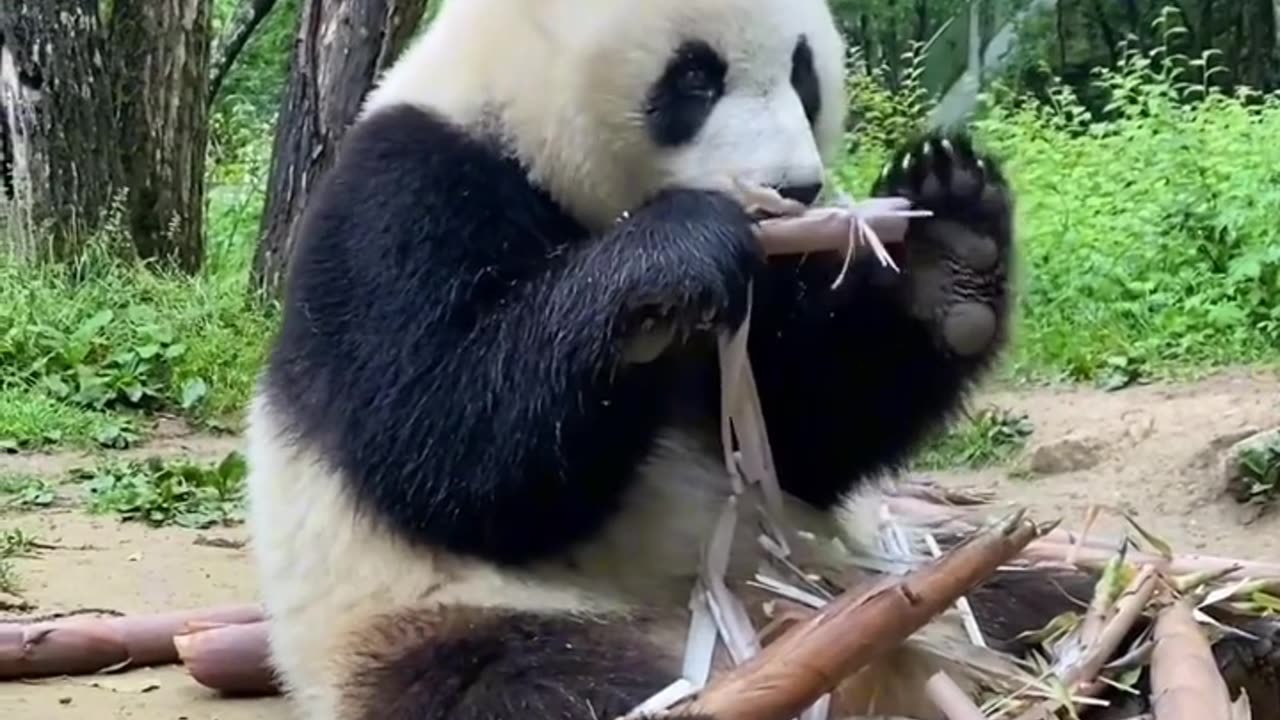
[0,0,121,261]
[252,0,429,297]
[111,0,214,272]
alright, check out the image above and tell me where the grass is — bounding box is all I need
[1233,434,1280,510]
[0,451,247,593]
[0,211,275,449]
[836,40,1280,392]
[0,528,39,596]
[0,474,58,510]
[913,406,1036,471]
[975,48,1280,385]
[75,451,248,529]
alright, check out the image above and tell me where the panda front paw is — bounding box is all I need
[617,189,762,363]
[871,132,1014,359]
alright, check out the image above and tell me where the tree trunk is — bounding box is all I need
[252,0,429,297]
[1247,0,1277,90]
[0,1,122,262]
[110,0,213,273]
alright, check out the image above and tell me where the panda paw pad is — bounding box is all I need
[873,133,1014,359]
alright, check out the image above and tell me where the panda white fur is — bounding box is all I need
[244,1,1094,718]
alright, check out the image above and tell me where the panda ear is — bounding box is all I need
[790,35,821,126]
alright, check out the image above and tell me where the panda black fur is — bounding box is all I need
[244,1,1093,719]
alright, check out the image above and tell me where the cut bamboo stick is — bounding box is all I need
[0,604,263,678]
[755,199,918,257]
[1022,541,1280,580]
[174,621,279,695]
[1150,600,1232,720]
[926,671,990,720]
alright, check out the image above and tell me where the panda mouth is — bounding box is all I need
[749,208,786,222]
[732,180,810,223]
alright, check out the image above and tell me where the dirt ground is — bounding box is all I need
[1,367,1278,719]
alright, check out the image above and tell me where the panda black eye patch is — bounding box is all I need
[791,35,821,126]
[644,40,728,147]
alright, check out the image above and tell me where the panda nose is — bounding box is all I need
[777,182,823,206]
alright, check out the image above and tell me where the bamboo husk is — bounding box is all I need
[1022,542,1280,580]
[672,513,1041,720]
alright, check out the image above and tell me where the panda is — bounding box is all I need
[242,0,1095,718]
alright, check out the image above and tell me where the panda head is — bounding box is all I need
[364,0,848,230]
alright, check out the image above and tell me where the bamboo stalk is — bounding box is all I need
[1149,600,1232,720]
[174,621,279,695]
[755,203,914,257]
[927,671,991,720]
[1022,542,1280,580]
[1009,565,1160,720]
[0,604,263,679]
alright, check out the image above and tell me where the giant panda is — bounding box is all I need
[242,0,1092,719]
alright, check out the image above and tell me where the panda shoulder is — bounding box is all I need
[293,104,575,270]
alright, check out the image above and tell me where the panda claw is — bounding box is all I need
[940,137,955,157]
[700,304,718,325]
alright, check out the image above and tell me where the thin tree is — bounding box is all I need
[252,0,431,297]
[208,0,282,107]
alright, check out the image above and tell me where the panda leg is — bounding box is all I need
[336,606,711,720]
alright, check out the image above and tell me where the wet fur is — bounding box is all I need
[244,1,1062,718]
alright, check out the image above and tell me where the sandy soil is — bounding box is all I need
[1,368,1278,719]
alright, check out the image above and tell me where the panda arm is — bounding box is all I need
[747,134,1014,508]
[266,105,759,566]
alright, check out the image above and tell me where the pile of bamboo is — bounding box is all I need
[4,494,1277,719]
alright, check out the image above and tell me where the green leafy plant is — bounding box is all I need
[20,307,200,411]
[77,451,248,529]
[915,406,1035,470]
[1237,440,1280,509]
[834,11,1280,385]
[0,474,58,510]
[0,528,39,596]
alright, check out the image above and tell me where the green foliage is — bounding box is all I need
[833,43,935,194]
[206,0,297,281]
[0,391,134,451]
[0,528,38,595]
[0,244,274,438]
[77,451,248,529]
[0,475,58,510]
[972,33,1280,382]
[1236,438,1280,508]
[914,406,1035,470]
[1002,2,1280,101]
[835,20,1280,386]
